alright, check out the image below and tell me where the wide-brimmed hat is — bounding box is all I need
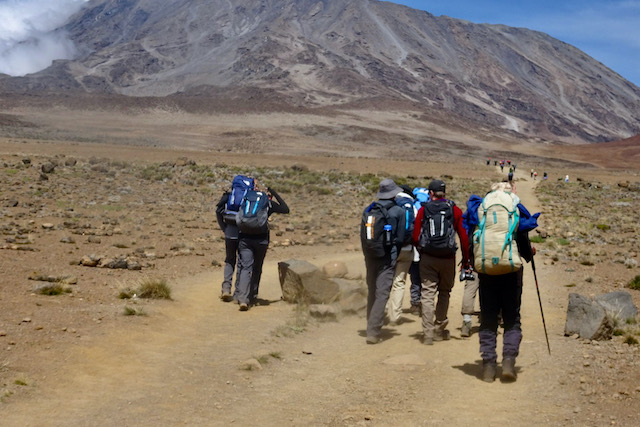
[377,178,402,199]
[428,179,446,193]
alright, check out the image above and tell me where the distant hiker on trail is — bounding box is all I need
[508,167,514,184]
[486,158,491,166]
[543,172,548,180]
[360,179,407,344]
[564,174,569,183]
[235,180,289,311]
[413,180,470,345]
[386,185,418,326]
[216,175,255,302]
[467,181,539,382]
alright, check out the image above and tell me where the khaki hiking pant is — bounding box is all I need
[386,249,413,323]
[461,277,479,316]
[420,254,456,339]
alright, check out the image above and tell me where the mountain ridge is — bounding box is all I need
[1,0,638,144]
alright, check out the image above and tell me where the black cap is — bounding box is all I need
[428,179,446,193]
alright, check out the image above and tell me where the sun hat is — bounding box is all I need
[376,178,402,199]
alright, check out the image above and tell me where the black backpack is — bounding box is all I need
[360,202,394,258]
[236,190,270,234]
[417,199,457,257]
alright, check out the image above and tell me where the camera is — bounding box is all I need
[460,269,475,281]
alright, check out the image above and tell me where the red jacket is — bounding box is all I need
[413,199,470,266]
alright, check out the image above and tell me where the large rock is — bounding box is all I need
[278,259,340,304]
[594,291,638,322]
[322,261,348,278]
[565,293,614,340]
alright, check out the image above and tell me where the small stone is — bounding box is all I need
[42,223,55,230]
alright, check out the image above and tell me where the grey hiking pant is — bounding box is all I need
[222,238,240,296]
[365,252,396,339]
[478,269,524,363]
[461,276,479,316]
[420,254,456,339]
[236,236,269,305]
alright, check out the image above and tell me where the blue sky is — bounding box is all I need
[391,0,640,87]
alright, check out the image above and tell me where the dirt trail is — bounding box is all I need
[2,179,575,426]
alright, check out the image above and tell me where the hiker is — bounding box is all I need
[543,172,548,180]
[235,181,289,311]
[508,167,514,184]
[360,179,407,344]
[459,197,482,337]
[386,185,418,325]
[467,181,539,382]
[413,180,470,345]
[216,175,255,302]
[564,174,569,183]
[409,186,431,314]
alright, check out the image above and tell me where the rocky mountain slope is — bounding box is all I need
[1,0,639,143]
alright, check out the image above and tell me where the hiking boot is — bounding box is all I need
[433,329,450,341]
[239,303,249,311]
[422,336,434,346]
[409,304,421,316]
[460,321,472,337]
[366,336,381,345]
[434,319,450,341]
[502,357,517,381]
[220,291,233,302]
[482,361,497,383]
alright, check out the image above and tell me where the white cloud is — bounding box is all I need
[0,0,89,76]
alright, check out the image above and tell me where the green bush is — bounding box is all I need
[530,235,546,244]
[628,275,640,291]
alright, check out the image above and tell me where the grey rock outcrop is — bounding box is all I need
[594,291,638,322]
[565,293,615,340]
[278,259,340,304]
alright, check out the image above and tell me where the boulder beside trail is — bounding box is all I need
[594,291,638,322]
[278,259,340,304]
[565,293,614,340]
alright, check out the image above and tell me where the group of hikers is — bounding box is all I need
[361,177,539,383]
[215,171,539,383]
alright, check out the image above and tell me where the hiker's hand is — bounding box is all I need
[532,246,536,256]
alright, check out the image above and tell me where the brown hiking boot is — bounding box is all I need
[434,319,450,341]
[239,303,249,311]
[482,361,497,383]
[460,321,472,337]
[502,357,517,381]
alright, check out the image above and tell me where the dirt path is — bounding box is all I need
[2,179,577,426]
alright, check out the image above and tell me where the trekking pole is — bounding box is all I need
[531,255,551,355]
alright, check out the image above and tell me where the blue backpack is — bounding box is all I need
[395,194,415,245]
[224,175,254,224]
[236,190,270,234]
[413,187,430,210]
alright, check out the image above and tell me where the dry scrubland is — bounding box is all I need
[0,144,640,424]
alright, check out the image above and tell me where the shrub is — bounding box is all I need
[628,275,640,291]
[123,306,147,316]
[624,336,639,345]
[118,277,172,300]
[556,238,570,246]
[595,223,611,231]
[530,235,546,244]
[136,278,172,299]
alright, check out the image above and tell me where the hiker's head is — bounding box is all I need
[428,179,446,199]
[376,178,401,200]
[491,181,513,192]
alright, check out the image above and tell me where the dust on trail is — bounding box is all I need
[2,179,574,426]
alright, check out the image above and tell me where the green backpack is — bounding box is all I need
[473,190,522,275]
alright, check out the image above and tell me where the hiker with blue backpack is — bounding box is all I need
[466,181,539,382]
[413,180,470,345]
[235,180,289,311]
[216,175,255,302]
[385,185,417,326]
[360,179,407,344]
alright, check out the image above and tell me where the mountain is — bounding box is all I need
[1,0,639,143]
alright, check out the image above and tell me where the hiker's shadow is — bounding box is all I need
[452,360,484,380]
[357,328,401,341]
[253,298,278,307]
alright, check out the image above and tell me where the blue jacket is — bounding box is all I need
[463,194,540,233]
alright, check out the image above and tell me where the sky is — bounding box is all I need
[0,0,639,88]
[392,0,640,87]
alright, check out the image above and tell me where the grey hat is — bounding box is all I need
[377,178,402,199]
[428,179,446,193]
